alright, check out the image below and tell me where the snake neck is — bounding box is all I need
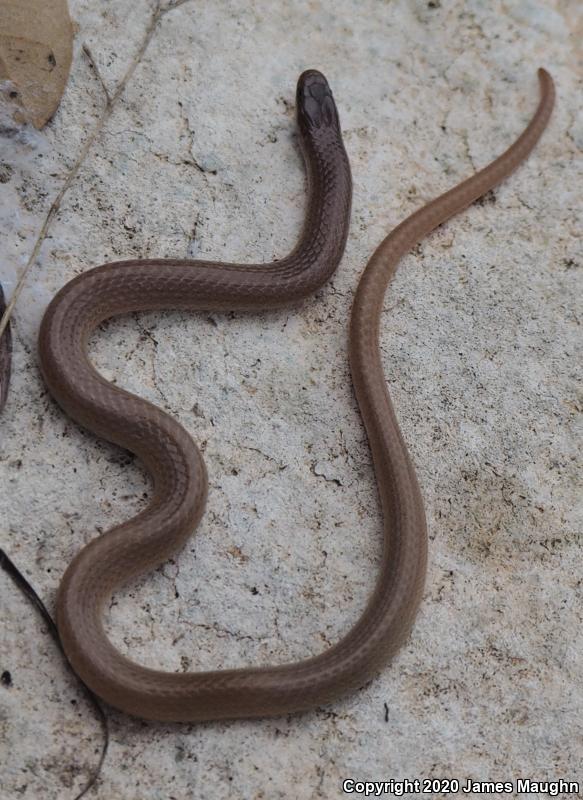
[281,126,352,288]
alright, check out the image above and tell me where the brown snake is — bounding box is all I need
[38,69,554,721]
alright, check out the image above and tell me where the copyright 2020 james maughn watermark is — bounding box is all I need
[341,778,581,797]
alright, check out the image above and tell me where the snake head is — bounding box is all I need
[296,70,339,134]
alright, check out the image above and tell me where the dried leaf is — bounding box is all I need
[0,283,11,412]
[0,0,73,129]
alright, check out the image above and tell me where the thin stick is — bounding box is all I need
[0,0,192,341]
[0,548,109,800]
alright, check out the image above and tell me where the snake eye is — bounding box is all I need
[296,70,338,132]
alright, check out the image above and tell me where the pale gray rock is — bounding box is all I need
[0,1,581,798]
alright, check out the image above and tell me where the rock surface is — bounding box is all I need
[0,1,581,798]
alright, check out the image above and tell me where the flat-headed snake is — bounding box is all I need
[37,69,554,721]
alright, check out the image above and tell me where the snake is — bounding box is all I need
[0,284,11,413]
[37,68,554,721]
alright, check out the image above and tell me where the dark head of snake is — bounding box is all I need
[296,69,340,134]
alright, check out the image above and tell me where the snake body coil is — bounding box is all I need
[38,69,554,721]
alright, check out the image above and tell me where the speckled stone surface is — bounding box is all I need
[1,1,581,798]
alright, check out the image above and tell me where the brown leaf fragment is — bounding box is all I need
[0,283,11,413]
[0,0,73,129]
